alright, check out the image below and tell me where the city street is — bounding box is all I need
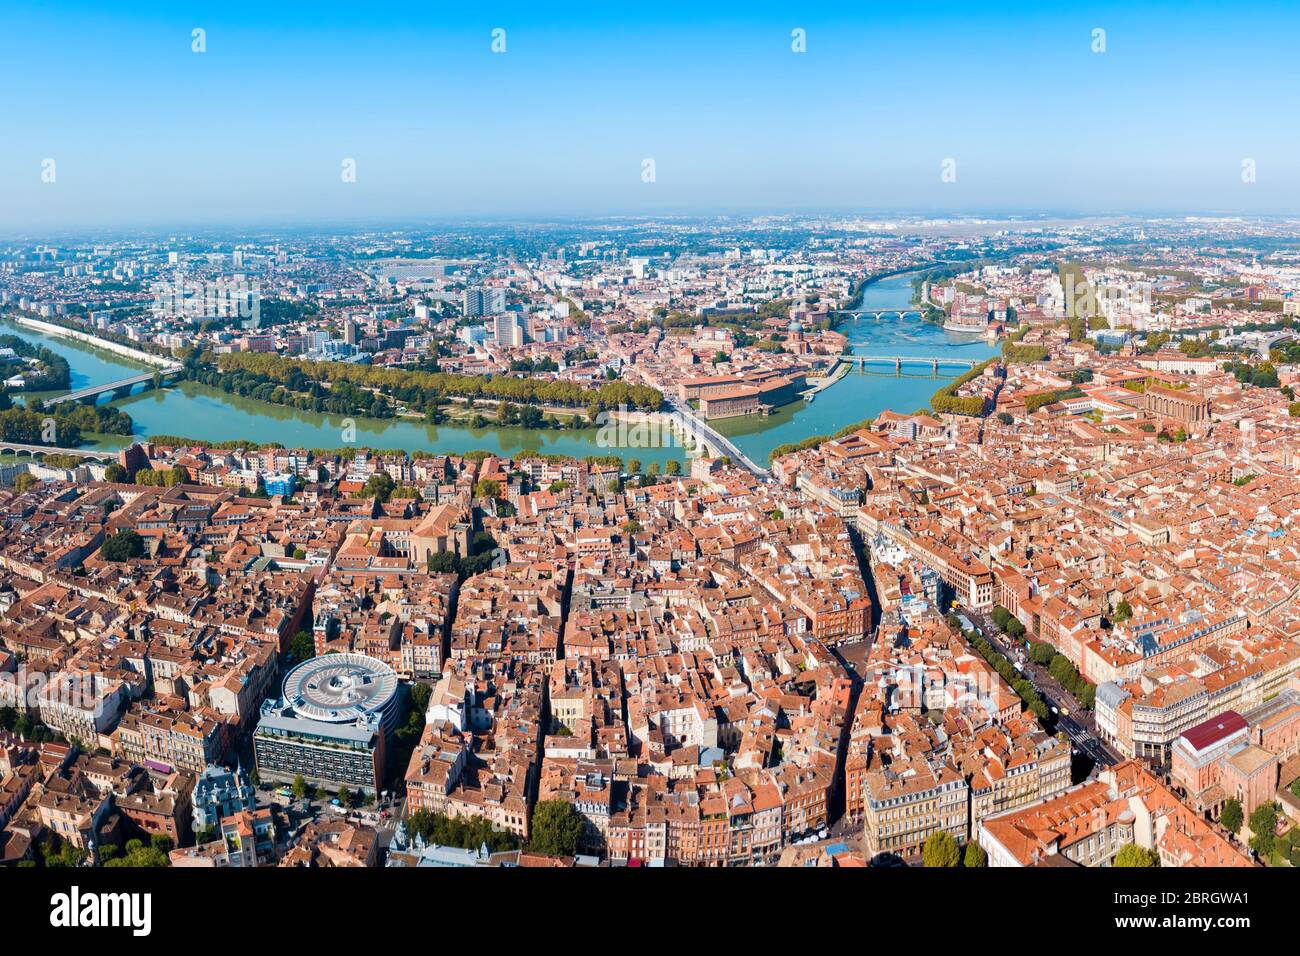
[966,609,1122,776]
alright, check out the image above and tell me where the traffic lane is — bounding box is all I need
[976,622,1119,763]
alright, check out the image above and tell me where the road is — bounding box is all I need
[664,398,770,478]
[966,609,1121,774]
[46,366,180,405]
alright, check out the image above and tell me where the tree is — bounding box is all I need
[43,839,86,868]
[474,478,501,499]
[13,472,38,494]
[337,786,352,807]
[963,842,986,868]
[922,831,960,868]
[1248,803,1278,857]
[1113,600,1132,622]
[529,799,584,857]
[101,529,144,562]
[104,840,170,867]
[1113,843,1159,867]
[292,774,310,801]
[288,630,315,665]
[427,550,459,574]
[104,462,129,482]
[1220,798,1243,835]
[359,472,396,502]
[1029,642,1055,666]
[406,808,520,853]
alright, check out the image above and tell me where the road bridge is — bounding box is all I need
[664,400,770,479]
[840,355,978,374]
[45,365,181,405]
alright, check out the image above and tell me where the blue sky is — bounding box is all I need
[2,1,1298,230]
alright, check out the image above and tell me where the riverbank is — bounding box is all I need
[8,316,176,369]
[840,263,939,315]
[717,272,999,463]
[99,380,690,467]
[800,359,851,398]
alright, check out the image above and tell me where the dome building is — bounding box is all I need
[253,653,400,795]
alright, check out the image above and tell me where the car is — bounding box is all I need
[1050,706,1059,715]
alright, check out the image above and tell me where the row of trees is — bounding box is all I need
[1028,640,1097,709]
[930,360,996,417]
[1023,385,1084,414]
[967,630,1050,722]
[769,415,876,462]
[405,809,521,853]
[0,401,134,447]
[990,605,1026,639]
[193,364,395,419]
[214,351,664,413]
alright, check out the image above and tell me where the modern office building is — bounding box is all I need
[253,653,400,795]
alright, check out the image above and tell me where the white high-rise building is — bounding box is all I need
[493,313,527,348]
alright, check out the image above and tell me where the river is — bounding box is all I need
[4,275,994,467]
[715,273,998,462]
[1,317,687,465]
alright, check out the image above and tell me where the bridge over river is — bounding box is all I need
[45,365,182,405]
[0,442,115,460]
[839,355,979,374]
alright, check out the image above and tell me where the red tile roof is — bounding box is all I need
[1180,710,1247,754]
